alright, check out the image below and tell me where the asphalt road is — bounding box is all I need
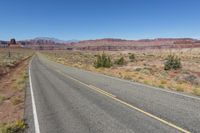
[26,54,200,133]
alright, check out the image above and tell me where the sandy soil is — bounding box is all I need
[0,58,29,124]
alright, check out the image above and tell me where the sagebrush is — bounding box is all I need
[114,57,126,65]
[94,53,112,68]
[129,53,135,62]
[0,120,26,133]
[164,54,181,70]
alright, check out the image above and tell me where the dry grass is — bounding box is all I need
[0,119,26,133]
[42,48,200,96]
[0,48,32,127]
[0,48,33,76]
[193,88,200,96]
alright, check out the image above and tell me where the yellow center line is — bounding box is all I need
[88,85,116,98]
[56,70,190,133]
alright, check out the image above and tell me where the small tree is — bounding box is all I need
[129,53,135,62]
[114,57,126,65]
[94,53,112,68]
[164,54,181,70]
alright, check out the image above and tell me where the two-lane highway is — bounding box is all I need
[26,54,200,133]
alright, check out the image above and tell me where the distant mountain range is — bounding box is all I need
[31,37,79,43]
[0,37,200,50]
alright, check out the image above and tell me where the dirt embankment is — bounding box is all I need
[0,57,30,125]
[0,56,31,79]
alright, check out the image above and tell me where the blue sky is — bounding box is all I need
[0,0,200,40]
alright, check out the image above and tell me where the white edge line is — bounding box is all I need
[44,54,200,101]
[29,57,41,133]
[69,66,200,101]
[102,74,200,101]
[59,72,190,133]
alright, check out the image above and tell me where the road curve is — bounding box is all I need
[26,54,200,133]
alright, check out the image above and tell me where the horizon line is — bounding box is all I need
[1,36,200,42]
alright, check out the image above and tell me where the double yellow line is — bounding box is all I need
[88,85,116,98]
[56,70,190,133]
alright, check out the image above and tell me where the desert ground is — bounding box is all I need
[0,48,33,132]
[42,48,200,96]
[0,47,199,132]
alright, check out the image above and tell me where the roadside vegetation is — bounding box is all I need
[94,53,112,68]
[0,120,26,133]
[114,56,126,66]
[42,48,200,96]
[129,53,136,62]
[0,48,32,76]
[164,54,181,70]
[0,48,33,132]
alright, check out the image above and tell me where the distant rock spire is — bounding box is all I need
[10,38,16,45]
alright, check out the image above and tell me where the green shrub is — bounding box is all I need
[164,54,181,70]
[114,57,126,66]
[94,53,112,68]
[0,120,26,133]
[158,84,164,88]
[129,53,135,62]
